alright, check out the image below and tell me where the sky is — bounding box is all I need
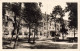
[40,1,70,20]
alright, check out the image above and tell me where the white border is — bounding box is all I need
[0,0,80,51]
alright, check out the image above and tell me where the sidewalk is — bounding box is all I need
[17,39,77,49]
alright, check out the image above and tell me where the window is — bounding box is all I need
[50,23,51,26]
[49,27,51,29]
[44,27,46,30]
[53,27,54,29]
[5,22,8,26]
[44,23,45,25]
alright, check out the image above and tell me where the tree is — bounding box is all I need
[2,3,21,48]
[52,5,65,40]
[2,2,13,44]
[11,3,21,48]
[65,3,77,38]
[22,3,42,43]
[60,21,68,40]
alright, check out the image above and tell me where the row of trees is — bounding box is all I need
[51,3,77,40]
[22,3,42,43]
[51,5,66,40]
[3,2,42,48]
[3,3,22,48]
[66,3,77,38]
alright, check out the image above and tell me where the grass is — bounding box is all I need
[2,37,78,49]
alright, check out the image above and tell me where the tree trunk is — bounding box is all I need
[55,18,56,41]
[15,24,19,46]
[13,15,21,48]
[47,16,48,38]
[62,33,64,40]
[28,24,31,43]
[33,25,37,43]
[10,23,16,44]
[13,16,18,49]
[13,25,19,48]
[10,30,14,44]
[13,26,19,49]
[74,27,75,38]
[33,31,35,43]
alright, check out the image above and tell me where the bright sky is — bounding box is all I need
[40,1,69,20]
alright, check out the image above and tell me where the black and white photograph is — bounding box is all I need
[2,1,78,49]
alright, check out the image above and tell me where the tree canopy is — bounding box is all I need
[52,5,64,18]
[22,3,42,25]
[66,3,77,29]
